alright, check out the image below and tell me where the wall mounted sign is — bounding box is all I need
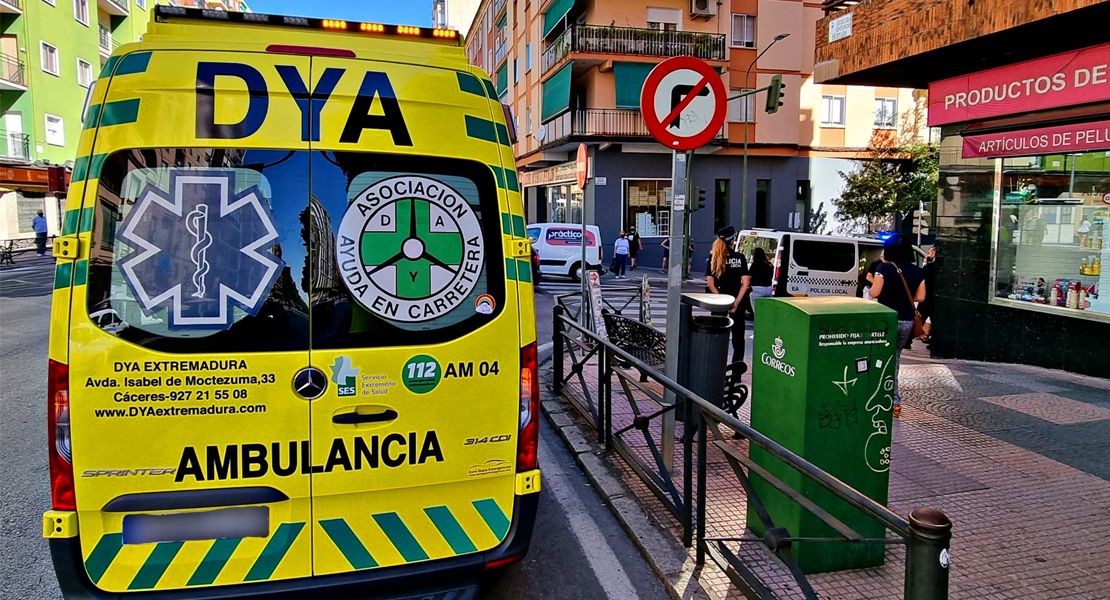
[930,42,1110,127]
[829,13,852,43]
[961,118,1110,159]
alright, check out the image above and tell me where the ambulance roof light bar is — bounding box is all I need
[154,5,460,42]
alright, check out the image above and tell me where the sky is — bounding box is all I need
[247,0,434,26]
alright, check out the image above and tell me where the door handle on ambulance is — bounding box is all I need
[332,409,399,425]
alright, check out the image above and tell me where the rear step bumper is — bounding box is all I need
[50,493,538,600]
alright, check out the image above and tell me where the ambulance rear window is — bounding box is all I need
[86,149,503,353]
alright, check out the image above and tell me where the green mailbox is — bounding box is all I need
[747,297,898,574]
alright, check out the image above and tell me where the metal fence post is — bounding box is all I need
[597,345,610,445]
[682,395,693,548]
[695,408,707,566]
[904,507,952,600]
[553,305,565,395]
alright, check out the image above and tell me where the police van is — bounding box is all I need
[45,7,540,598]
[526,222,603,281]
[734,230,886,298]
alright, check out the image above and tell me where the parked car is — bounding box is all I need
[527,223,603,282]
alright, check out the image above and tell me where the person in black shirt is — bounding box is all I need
[868,235,925,418]
[706,226,750,363]
[747,247,774,315]
[627,226,643,271]
[917,246,936,343]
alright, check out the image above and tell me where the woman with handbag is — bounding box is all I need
[867,235,925,418]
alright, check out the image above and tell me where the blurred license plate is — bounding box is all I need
[122,506,269,545]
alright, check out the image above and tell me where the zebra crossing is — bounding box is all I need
[535,275,679,332]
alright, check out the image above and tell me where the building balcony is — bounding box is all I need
[542,24,726,75]
[494,39,508,66]
[1,129,30,161]
[98,0,128,17]
[540,108,725,147]
[0,53,26,91]
[99,25,120,57]
[493,0,505,17]
[0,0,22,15]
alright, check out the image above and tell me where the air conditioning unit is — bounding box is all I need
[690,0,716,18]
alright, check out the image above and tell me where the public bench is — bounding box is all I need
[0,240,14,266]
[602,311,748,418]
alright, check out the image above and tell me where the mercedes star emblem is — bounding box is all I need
[293,367,327,400]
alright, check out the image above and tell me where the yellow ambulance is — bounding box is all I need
[44,7,540,598]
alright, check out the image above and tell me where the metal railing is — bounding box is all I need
[101,0,128,13]
[99,25,114,53]
[0,0,22,11]
[0,53,25,87]
[495,38,508,65]
[541,108,725,145]
[542,24,727,74]
[493,0,505,16]
[1,129,30,160]
[551,301,952,600]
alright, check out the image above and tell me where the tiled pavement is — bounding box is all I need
[552,343,1110,600]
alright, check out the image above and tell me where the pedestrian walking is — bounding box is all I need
[706,226,751,364]
[32,210,48,257]
[659,237,669,273]
[867,235,925,418]
[747,247,774,314]
[613,232,630,278]
[627,226,642,270]
[918,246,937,343]
[863,254,883,301]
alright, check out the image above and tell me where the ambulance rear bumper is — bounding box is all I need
[50,493,538,600]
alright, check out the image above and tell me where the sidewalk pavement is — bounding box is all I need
[543,343,1110,600]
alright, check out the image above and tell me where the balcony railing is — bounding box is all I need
[542,108,726,144]
[1,129,30,160]
[0,53,25,88]
[542,24,727,74]
[99,25,120,54]
[493,0,505,16]
[0,0,22,13]
[495,39,508,65]
[98,0,129,16]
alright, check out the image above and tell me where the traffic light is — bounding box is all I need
[47,165,68,194]
[765,74,786,114]
[690,186,705,212]
[913,209,930,237]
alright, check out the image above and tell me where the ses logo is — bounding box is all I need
[329,356,360,397]
[761,337,796,377]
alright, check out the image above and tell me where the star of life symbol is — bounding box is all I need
[336,175,485,323]
[771,337,786,360]
[116,170,284,330]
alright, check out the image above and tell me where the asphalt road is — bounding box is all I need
[0,259,670,600]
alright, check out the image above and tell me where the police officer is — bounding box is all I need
[706,226,750,364]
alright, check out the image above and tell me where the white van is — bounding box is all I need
[527,223,603,281]
[734,230,887,298]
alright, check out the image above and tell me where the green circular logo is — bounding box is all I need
[402,355,441,394]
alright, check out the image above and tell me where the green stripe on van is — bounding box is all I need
[54,262,73,290]
[457,72,486,97]
[501,212,511,235]
[489,164,505,189]
[511,215,525,237]
[319,519,378,570]
[495,122,510,146]
[128,542,184,590]
[244,522,304,582]
[424,506,477,555]
[505,169,519,192]
[74,260,88,286]
[83,104,102,129]
[62,209,79,236]
[98,55,120,79]
[114,52,152,76]
[79,206,95,233]
[84,533,124,584]
[73,153,108,182]
[482,78,497,98]
[505,258,517,281]
[373,513,429,563]
[465,115,497,144]
[98,99,141,127]
[187,538,241,586]
[517,258,532,283]
[473,498,510,540]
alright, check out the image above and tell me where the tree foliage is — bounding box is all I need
[832,142,939,233]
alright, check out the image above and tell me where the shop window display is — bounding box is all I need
[994,150,1109,317]
[624,179,672,237]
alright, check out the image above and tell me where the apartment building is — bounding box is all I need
[433,0,480,33]
[465,0,925,269]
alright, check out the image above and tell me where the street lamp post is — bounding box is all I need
[741,33,789,230]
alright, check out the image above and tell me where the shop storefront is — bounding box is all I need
[0,165,64,242]
[930,42,1110,374]
[520,161,584,224]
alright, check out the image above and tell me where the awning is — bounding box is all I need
[614,62,655,110]
[542,0,574,37]
[542,63,572,122]
[496,63,508,97]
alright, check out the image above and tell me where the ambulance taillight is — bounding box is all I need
[48,360,75,510]
[517,343,539,472]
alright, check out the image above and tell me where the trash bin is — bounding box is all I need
[677,293,735,409]
[747,297,898,574]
